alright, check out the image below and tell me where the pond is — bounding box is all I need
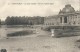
[0,25,36,38]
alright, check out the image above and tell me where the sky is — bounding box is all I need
[0,0,79,21]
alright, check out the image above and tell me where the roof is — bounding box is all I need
[59,4,75,14]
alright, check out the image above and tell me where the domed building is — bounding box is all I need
[58,4,80,26]
[59,4,75,14]
[44,4,80,26]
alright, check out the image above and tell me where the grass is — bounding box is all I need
[43,26,80,38]
[76,40,80,42]
[76,40,80,49]
[44,26,80,31]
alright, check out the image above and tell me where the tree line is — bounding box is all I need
[0,19,1,25]
[5,16,44,25]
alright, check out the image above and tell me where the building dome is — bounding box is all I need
[59,4,75,14]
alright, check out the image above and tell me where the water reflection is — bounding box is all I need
[7,30,35,37]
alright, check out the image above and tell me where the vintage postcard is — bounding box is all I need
[0,0,80,52]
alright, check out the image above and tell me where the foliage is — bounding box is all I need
[0,19,1,25]
[5,16,44,25]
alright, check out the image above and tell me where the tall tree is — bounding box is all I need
[0,19,1,25]
[5,16,11,25]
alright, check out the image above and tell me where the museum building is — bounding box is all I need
[44,4,80,26]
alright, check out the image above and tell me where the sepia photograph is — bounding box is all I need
[0,0,80,52]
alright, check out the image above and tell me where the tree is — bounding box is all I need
[0,19,1,25]
[5,16,11,25]
[5,16,44,25]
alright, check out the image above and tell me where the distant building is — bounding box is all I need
[44,16,59,25]
[44,4,80,26]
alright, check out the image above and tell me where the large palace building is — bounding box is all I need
[44,4,80,26]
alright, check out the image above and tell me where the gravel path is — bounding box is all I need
[0,36,80,52]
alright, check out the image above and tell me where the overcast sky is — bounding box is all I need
[0,0,79,20]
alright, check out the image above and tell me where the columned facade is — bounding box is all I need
[58,4,80,26]
[44,4,80,26]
